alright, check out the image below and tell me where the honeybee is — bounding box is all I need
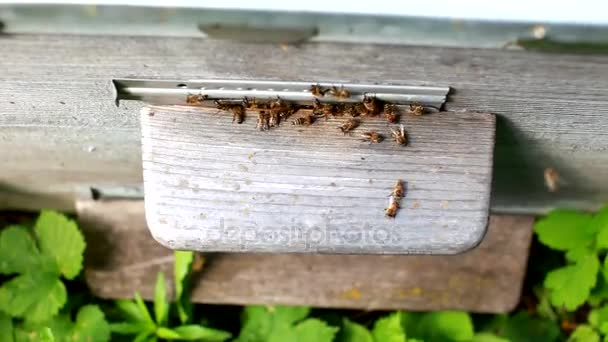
[338,118,359,134]
[292,114,315,126]
[279,104,299,120]
[309,84,326,97]
[390,179,405,198]
[269,111,280,127]
[384,104,399,123]
[231,105,246,124]
[362,94,381,115]
[312,98,336,120]
[245,97,270,110]
[346,103,364,117]
[391,124,408,146]
[385,196,400,218]
[544,168,560,192]
[329,85,350,99]
[256,111,270,131]
[186,94,208,104]
[408,102,425,116]
[214,100,234,111]
[269,96,287,111]
[361,131,383,143]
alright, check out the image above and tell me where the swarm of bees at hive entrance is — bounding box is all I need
[187,84,441,218]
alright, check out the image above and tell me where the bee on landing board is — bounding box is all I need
[408,102,425,116]
[361,131,383,144]
[279,104,299,120]
[186,94,208,104]
[544,168,560,192]
[269,111,280,128]
[384,104,400,123]
[390,179,405,199]
[312,98,336,120]
[245,97,270,111]
[256,111,270,131]
[362,94,381,116]
[329,85,351,99]
[309,84,327,97]
[338,118,359,134]
[385,196,400,218]
[231,105,246,124]
[391,124,408,146]
[292,114,315,126]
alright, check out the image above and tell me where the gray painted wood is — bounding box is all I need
[1,34,607,214]
[77,199,533,312]
[142,106,495,254]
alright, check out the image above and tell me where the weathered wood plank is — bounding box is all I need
[77,199,533,312]
[1,34,608,213]
[142,106,495,254]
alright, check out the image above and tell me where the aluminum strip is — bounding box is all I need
[113,79,451,108]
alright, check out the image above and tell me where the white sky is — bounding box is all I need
[3,0,608,25]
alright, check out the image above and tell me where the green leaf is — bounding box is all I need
[116,300,149,323]
[566,246,594,263]
[39,328,54,342]
[545,254,600,311]
[133,331,153,342]
[0,272,66,323]
[172,325,232,341]
[489,312,561,342]
[568,325,600,342]
[66,305,110,342]
[592,206,608,249]
[589,306,608,334]
[174,251,194,324]
[153,272,168,326]
[0,312,14,342]
[471,333,510,342]
[134,292,156,327]
[156,327,182,339]
[34,210,86,279]
[414,311,474,342]
[294,319,339,342]
[372,312,406,342]
[110,322,149,334]
[0,226,41,275]
[534,209,594,251]
[339,319,373,342]
[235,305,313,342]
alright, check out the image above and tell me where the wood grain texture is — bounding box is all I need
[1,34,608,213]
[142,106,495,254]
[77,199,533,313]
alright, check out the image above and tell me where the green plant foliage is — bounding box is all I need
[0,211,85,324]
[174,251,194,324]
[534,210,595,251]
[235,305,337,342]
[111,257,231,341]
[372,312,406,342]
[484,312,561,342]
[408,311,474,342]
[533,206,608,311]
[567,325,600,342]
[339,319,373,342]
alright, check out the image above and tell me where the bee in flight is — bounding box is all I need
[391,124,408,146]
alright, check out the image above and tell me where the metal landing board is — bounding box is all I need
[140,99,496,254]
